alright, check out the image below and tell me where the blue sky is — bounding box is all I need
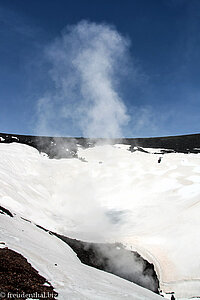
[0,0,200,137]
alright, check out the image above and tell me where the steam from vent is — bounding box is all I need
[36,20,130,138]
[93,243,159,293]
[62,237,159,293]
[34,21,160,294]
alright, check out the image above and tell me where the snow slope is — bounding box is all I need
[0,214,163,300]
[0,142,200,298]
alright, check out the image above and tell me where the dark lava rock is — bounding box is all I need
[0,132,200,158]
[0,248,58,299]
[53,233,160,294]
[33,222,160,294]
[0,206,13,217]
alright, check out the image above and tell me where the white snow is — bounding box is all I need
[0,214,163,300]
[0,142,200,298]
[137,147,167,154]
[11,136,19,140]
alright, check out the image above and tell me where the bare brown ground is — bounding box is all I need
[0,248,58,299]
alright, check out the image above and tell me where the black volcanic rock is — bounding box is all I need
[0,132,199,158]
[0,206,13,217]
[52,233,160,294]
[0,248,58,299]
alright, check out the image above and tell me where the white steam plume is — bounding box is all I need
[36,20,130,138]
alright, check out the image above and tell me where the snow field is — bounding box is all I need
[0,142,200,298]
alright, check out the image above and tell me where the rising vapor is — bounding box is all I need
[36,20,131,138]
